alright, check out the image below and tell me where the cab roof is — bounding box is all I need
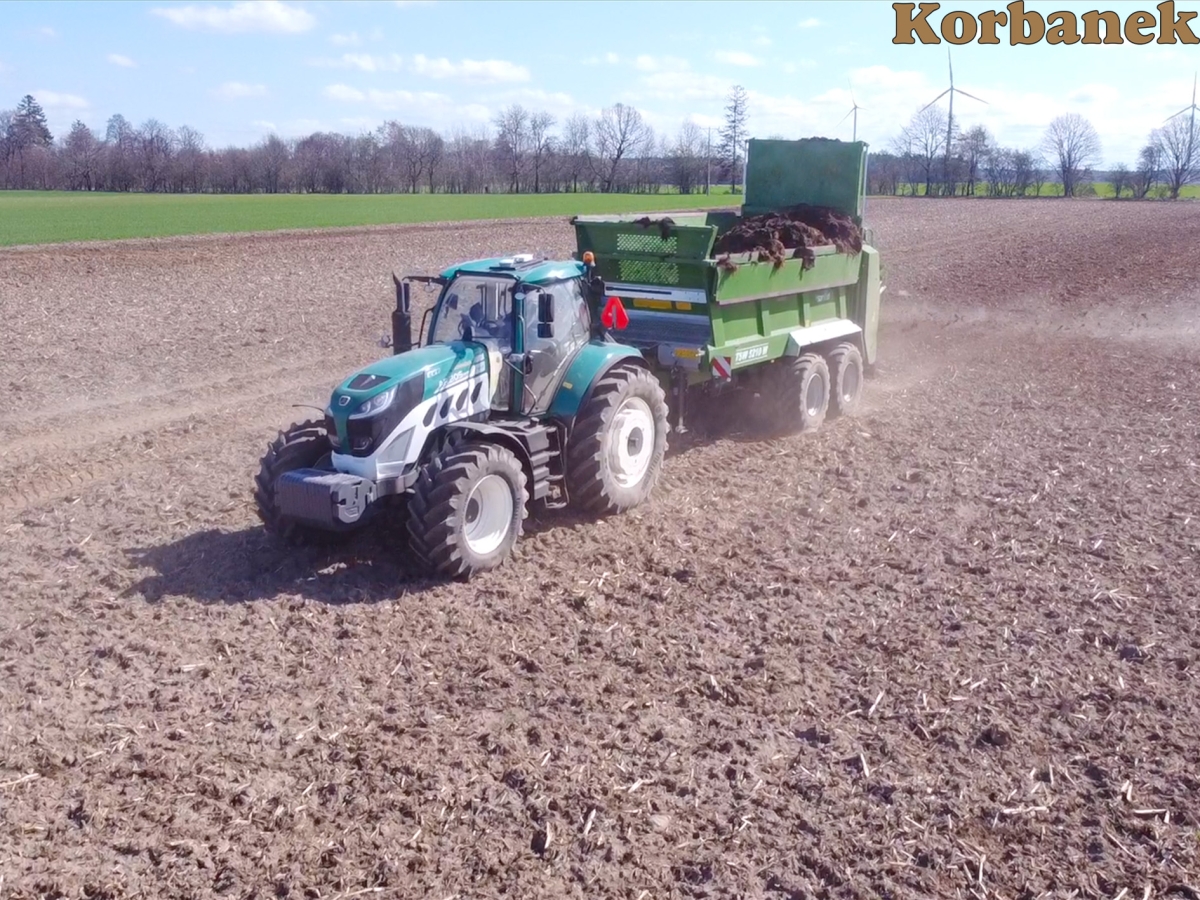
[440,255,585,286]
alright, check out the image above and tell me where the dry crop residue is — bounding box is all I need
[1,200,1199,900]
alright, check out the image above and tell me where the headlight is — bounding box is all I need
[349,385,397,419]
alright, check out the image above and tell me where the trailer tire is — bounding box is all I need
[406,442,528,579]
[763,352,829,434]
[566,363,669,515]
[254,418,349,546]
[827,341,864,419]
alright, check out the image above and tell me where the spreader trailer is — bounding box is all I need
[254,137,882,579]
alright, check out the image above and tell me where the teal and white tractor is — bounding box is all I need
[255,136,882,579]
[254,252,670,579]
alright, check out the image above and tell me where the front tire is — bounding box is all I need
[565,364,669,515]
[406,442,528,579]
[254,418,346,546]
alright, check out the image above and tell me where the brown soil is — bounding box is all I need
[2,199,1200,900]
[713,204,865,269]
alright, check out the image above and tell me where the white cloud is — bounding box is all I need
[329,31,361,47]
[394,1,435,5]
[323,83,365,103]
[310,52,406,72]
[107,53,136,68]
[782,60,818,74]
[323,85,449,111]
[151,1,315,34]
[485,88,593,120]
[689,113,723,129]
[340,116,380,132]
[39,26,58,38]
[409,54,529,84]
[321,83,493,129]
[587,51,620,65]
[633,55,689,74]
[252,119,277,131]
[754,35,772,47]
[308,52,527,84]
[798,17,820,28]
[32,90,88,109]
[714,50,761,67]
[213,81,269,99]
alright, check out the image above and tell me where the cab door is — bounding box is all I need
[519,279,591,416]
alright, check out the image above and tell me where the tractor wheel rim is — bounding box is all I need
[842,364,860,403]
[463,473,513,556]
[609,397,655,488]
[805,373,826,417]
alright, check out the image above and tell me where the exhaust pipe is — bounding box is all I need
[391,273,413,354]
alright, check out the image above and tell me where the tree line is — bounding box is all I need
[0,89,748,196]
[870,105,1198,199]
[1,85,1195,198]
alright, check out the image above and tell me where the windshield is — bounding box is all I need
[430,275,515,345]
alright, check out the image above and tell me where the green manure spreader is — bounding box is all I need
[255,137,883,579]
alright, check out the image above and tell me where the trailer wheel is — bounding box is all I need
[254,418,348,546]
[827,341,864,419]
[764,352,829,433]
[406,442,528,579]
[566,363,669,515]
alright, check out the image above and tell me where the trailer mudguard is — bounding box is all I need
[547,342,647,423]
[783,319,863,356]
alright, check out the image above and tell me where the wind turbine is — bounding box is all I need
[1164,72,1198,186]
[839,80,863,141]
[918,49,987,194]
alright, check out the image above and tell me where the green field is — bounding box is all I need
[0,190,740,247]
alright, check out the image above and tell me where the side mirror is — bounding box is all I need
[537,291,554,338]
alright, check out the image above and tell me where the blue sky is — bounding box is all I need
[1,0,1197,167]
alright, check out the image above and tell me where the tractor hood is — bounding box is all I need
[330,342,481,412]
[326,341,496,455]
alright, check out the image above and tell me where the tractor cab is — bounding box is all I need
[421,256,595,417]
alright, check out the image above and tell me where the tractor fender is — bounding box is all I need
[444,420,560,505]
[546,342,649,433]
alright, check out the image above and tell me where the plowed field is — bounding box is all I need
[2,199,1199,900]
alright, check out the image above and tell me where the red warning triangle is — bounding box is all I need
[601,295,629,330]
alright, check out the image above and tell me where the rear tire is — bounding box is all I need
[566,363,669,515]
[761,353,829,434]
[254,418,348,546]
[406,442,528,579]
[827,341,864,419]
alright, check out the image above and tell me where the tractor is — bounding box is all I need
[254,251,669,579]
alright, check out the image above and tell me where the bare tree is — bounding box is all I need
[1151,114,1199,200]
[1109,162,1130,199]
[899,106,948,197]
[61,120,102,190]
[669,121,706,194]
[561,113,591,192]
[254,133,291,193]
[1132,142,1161,198]
[528,111,555,194]
[493,105,531,193]
[175,125,206,193]
[955,125,992,196]
[1041,113,1101,198]
[719,85,749,192]
[593,103,651,193]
